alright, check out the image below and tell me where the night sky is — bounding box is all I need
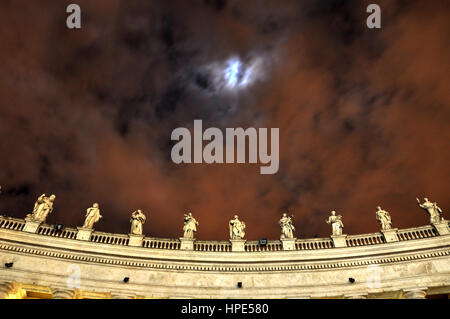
[0,0,449,240]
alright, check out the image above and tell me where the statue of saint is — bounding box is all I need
[130,210,146,235]
[229,215,246,240]
[326,210,344,236]
[183,212,199,239]
[82,203,102,229]
[375,206,392,230]
[279,213,295,239]
[27,194,56,223]
[417,197,443,224]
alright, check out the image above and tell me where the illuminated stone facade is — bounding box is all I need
[0,215,449,299]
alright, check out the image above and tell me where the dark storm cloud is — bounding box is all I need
[0,0,449,239]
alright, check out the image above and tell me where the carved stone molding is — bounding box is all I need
[0,241,449,273]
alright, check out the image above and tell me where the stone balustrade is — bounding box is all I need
[89,231,130,246]
[0,213,449,299]
[0,215,448,253]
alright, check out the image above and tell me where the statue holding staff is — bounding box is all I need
[326,210,344,236]
[130,210,146,235]
[229,215,246,240]
[376,206,392,230]
[417,197,443,224]
[279,213,295,239]
[27,194,56,223]
[183,212,199,239]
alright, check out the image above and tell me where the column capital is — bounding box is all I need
[0,281,17,298]
[344,293,368,299]
[403,287,428,299]
[52,288,75,299]
[111,293,135,299]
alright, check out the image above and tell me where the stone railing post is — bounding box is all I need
[331,235,347,248]
[403,288,427,299]
[52,288,75,299]
[180,238,195,250]
[128,234,144,247]
[281,238,296,251]
[432,220,450,235]
[76,227,93,241]
[23,219,41,233]
[381,228,399,242]
[0,281,16,299]
[230,239,246,252]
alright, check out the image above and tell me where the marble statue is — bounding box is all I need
[417,197,443,224]
[326,210,344,236]
[26,194,56,223]
[279,213,295,239]
[130,210,146,235]
[82,203,102,229]
[376,206,392,230]
[183,212,199,239]
[229,215,246,240]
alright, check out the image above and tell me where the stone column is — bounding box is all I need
[180,237,195,250]
[52,289,75,299]
[0,282,15,299]
[403,288,427,299]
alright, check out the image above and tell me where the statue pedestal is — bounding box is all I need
[180,238,195,251]
[381,228,399,242]
[76,227,93,241]
[281,238,296,251]
[330,235,347,248]
[432,221,450,235]
[230,239,246,252]
[128,234,144,247]
[23,219,41,233]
